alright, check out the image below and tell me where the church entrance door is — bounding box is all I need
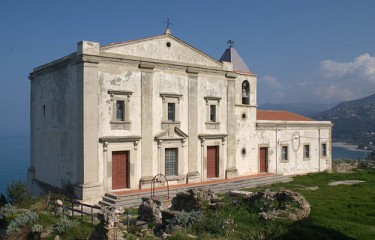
[259,147,268,173]
[207,146,219,178]
[112,151,129,190]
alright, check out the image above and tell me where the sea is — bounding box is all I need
[0,134,371,195]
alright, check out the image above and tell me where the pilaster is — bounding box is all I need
[139,63,155,187]
[186,68,200,182]
[226,76,238,178]
[75,42,102,199]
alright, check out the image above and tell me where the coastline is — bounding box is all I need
[332,142,371,152]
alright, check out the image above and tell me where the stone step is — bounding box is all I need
[99,174,293,208]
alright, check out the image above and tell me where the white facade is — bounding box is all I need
[28,30,332,201]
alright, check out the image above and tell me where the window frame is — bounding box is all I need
[165,148,178,176]
[115,100,125,121]
[281,145,289,162]
[241,80,250,105]
[108,90,132,130]
[209,104,217,122]
[321,143,327,158]
[204,96,221,129]
[167,102,176,122]
[160,93,182,128]
[303,144,310,159]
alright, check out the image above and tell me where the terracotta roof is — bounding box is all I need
[256,110,314,121]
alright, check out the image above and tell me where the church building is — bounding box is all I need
[28,28,332,201]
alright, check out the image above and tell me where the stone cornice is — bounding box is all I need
[108,90,133,96]
[98,51,234,77]
[225,72,238,78]
[138,62,156,70]
[256,121,333,129]
[30,53,102,79]
[198,134,227,139]
[99,136,141,143]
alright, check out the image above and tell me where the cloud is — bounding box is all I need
[263,75,282,89]
[257,75,286,103]
[320,53,375,83]
[318,53,375,101]
[258,53,375,104]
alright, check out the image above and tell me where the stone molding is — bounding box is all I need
[256,121,333,129]
[138,62,156,70]
[225,72,238,78]
[99,136,141,150]
[204,96,222,104]
[198,134,227,146]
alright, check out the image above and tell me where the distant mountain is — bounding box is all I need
[258,102,337,118]
[314,93,375,149]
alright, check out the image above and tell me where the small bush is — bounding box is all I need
[6,210,39,235]
[0,204,17,217]
[166,210,201,231]
[6,180,30,206]
[31,224,43,233]
[54,216,78,234]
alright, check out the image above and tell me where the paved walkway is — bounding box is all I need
[110,172,274,196]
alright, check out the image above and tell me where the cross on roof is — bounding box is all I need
[227,40,234,48]
[164,18,172,29]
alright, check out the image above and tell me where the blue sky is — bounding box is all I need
[1,0,375,134]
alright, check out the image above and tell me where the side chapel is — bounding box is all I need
[28,28,332,201]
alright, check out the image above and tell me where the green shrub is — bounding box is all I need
[5,210,39,235]
[54,216,78,234]
[166,210,201,232]
[31,224,43,233]
[6,180,30,206]
[0,203,17,216]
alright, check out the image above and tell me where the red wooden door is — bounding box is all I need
[207,146,218,178]
[112,151,129,190]
[259,147,268,173]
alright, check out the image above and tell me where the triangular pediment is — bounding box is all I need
[155,127,188,140]
[101,34,222,68]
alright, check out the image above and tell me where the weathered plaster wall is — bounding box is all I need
[256,122,332,175]
[102,36,222,68]
[234,74,258,176]
[30,63,80,189]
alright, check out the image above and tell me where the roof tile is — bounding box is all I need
[257,110,314,121]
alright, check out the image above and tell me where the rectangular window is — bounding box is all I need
[303,144,310,159]
[116,100,125,121]
[165,148,178,176]
[210,105,216,122]
[167,103,175,121]
[321,143,327,157]
[282,146,288,161]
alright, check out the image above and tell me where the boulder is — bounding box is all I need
[137,199,162,223]
[244,189,310,221]
[171,188,219,212]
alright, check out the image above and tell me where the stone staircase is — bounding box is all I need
[99,174,293,208]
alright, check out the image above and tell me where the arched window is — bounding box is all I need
[242,80,250,104]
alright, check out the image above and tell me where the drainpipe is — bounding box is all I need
[275,126,278,174]
[201,139,204,182]
[318,128,321,172]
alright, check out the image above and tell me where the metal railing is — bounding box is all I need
[150,174,170,199]
[48,197,101,225]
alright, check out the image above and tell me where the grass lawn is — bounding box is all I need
[241,168,375,240]
[2,169,374,239]
[165,169,375,240]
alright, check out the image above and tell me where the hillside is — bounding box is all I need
[314,93,375,149]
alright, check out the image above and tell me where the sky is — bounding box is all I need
[1,0,375,134]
